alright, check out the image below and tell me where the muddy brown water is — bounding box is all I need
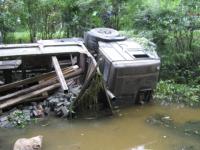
[1,104,200,150]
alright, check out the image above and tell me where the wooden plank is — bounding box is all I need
[39,80,49,97]
[0,67,79,101]
[79,53,85,72]
[75,63,99,105]
[0,79,55,102]
[0,68,83,109]
[0,66,75,93]
[0,83,60,110]
[52,56,68,93]
[24,96,48,103]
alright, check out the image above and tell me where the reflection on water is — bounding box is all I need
[1,104,200,150]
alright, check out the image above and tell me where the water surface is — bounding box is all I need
[1,104,200,150]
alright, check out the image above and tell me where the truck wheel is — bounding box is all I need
[84,28,126,52]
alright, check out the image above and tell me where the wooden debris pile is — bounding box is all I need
[0,55,113,128]
[0,65,82,111]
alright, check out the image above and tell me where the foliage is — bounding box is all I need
[154,80,200,107]
[60,0,107,37]
[161,61,200,85]
[133,0,200,84]
[8,110,31,128]
[0,0,23,41]
[74,73,105,113]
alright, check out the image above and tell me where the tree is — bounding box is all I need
[22,0,41,42]
[0,0,23,42]
[38,0,62,39]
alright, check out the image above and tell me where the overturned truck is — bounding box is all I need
[84,28,160,105]
[0,28,160,117]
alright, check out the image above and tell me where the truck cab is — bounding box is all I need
[84,28,160,105]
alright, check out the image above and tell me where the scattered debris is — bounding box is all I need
[48,86,81,117]
[0,39,114,129]
[0,83,81,128]
[146,114,200,142]
[183,121,200,137]
[0,69,113,128]
[146,114,174,128]
[0,65,81,110]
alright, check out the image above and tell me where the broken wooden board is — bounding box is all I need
[0,66,77,93]
[0,68,83,110]
[0,66,81,101]
[52,56,68,93]
[0,83,60,110]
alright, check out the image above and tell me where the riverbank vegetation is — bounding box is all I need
[1,0,200,106]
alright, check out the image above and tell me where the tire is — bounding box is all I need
[84,28,126,52]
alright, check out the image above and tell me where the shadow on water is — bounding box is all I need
[1,104,200,150]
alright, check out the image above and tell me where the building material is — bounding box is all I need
[0,68,83,110]
[52,56,68,93]
[0,83,60,110]
[0,66,75,93]
[39,80,49,97]
[0,67,81,102]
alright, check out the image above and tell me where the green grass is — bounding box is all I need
[5,31,67,44]
[5,31,30,44]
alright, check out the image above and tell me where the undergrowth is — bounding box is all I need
[154,80,200,107]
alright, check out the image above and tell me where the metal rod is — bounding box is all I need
[106,90,116,101]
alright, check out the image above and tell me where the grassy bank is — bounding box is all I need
[154,80,200,107]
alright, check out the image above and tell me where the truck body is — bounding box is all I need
[84,28,161,104]
[97,39,160,104]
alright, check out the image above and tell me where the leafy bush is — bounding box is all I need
[133,0,200,85]
[8,110,30,128]
[154,80,200,107]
